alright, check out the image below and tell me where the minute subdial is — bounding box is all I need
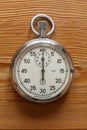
[34,50,51,67]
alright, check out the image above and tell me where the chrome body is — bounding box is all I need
[11,38,74,103]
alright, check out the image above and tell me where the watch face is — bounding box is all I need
[11,38,74,103]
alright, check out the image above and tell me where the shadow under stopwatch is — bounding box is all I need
[13,91,69,119]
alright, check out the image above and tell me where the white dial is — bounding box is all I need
[11,39,73,103]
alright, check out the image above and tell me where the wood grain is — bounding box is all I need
[0,0,87,129]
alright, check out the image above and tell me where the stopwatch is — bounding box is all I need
[11,14,74,103]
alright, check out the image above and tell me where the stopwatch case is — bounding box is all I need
[11,38,74,103]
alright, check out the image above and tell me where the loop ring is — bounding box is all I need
[31,14,55,36]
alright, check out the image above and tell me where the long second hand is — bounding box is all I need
[40,49,46,85]
[42,50,45,81]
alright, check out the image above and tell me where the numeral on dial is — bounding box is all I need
[24,79,30,83]
[40,89,46,93]
[30,51,36,56]
[51,52,54,56]
[40,48,46,52]
[57,59,62,63]
[21,69,27,73]
[30,86,36,91]
[24,59,30,64]
[50,86,55,90]
[60,69,64,73]
[56,78,62,83]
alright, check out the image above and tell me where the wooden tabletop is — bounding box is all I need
[0,0,87,129]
